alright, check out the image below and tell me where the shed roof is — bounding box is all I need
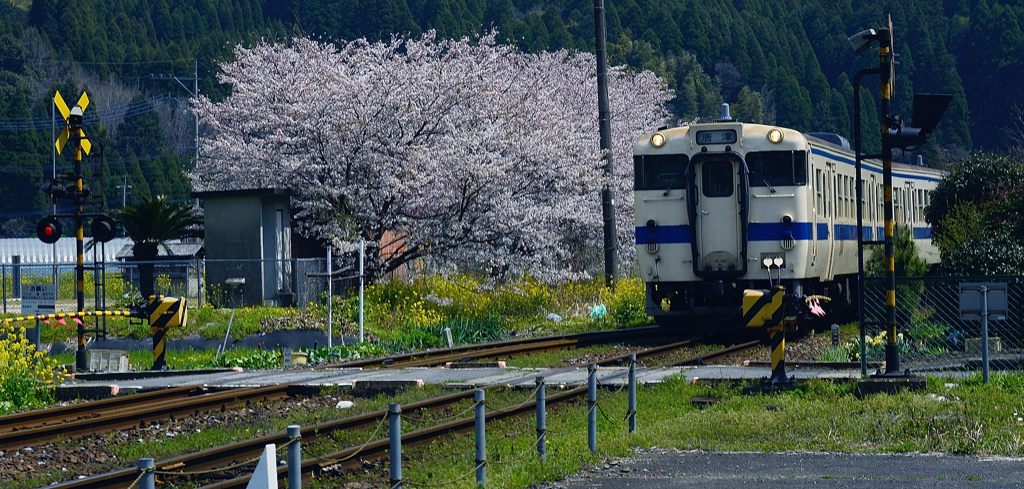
[115,241,205,260]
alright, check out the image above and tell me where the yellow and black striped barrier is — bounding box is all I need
[742,286,791,385]
[3,295,188,371]
[142,295,188,370]
[2,309,135,325]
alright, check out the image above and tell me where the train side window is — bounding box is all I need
[746,151,807,187]
[845,176,852,218]
[815,169,823,216]
[633,154,689,191]
[921,190,929,223]
[843,176,850,218]
[896,189,903,224]
[842,176,849,218]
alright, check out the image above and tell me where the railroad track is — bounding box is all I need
[197,385,589,489]
[0,385,199,435]
[0,385,290,451]
[191,339,762,489]
[325,325,665,369]
[45,338,761,488]
[49,390,477,489]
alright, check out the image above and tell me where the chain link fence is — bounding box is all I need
[0,258,334,314]
[862,276,1024,376]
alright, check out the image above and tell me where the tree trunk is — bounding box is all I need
[133,242,159,298]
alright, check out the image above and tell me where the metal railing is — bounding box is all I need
[861,276,1023,377]
[0,258,337,313]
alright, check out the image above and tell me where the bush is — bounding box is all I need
[592,277,651,329]
[0,323,64,414]
[214,349,281,369]
[942,230,1024,275]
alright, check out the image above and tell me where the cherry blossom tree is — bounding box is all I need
[193,32,670,280]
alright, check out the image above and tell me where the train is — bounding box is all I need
[633,106,944,330]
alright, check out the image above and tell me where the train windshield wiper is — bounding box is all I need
[760,174,776,193]
[663,177,679,196]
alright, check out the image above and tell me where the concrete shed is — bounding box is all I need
[192,189,294,307]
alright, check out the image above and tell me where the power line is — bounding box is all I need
[0,55,197,67]
[0,94,182,132]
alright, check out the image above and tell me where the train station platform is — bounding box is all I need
[58,364,862,400]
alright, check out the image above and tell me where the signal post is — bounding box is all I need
[47,91,116,372]
[849,17,951,387]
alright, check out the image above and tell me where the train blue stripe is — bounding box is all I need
[748,222,812,240]
[635,225,690,244]
[636,223,933,244]
[810,147,943,182]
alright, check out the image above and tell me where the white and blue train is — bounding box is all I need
[633,109,944,329]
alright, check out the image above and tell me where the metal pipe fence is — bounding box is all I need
[861,275,1024,376]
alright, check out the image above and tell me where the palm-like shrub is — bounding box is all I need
[118,195,203,297]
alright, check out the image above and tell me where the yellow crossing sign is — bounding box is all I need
[53,90,91,155]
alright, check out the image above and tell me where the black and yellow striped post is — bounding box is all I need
[144,295,188,370]
[55,91,93,372]
[742,286,791,385]
[879,20,901,375]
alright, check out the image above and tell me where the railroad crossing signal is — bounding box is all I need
[35,216,62,244]
[53,90,91,155]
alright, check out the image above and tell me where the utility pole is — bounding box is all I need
[593,0,617,289]
[147,58,199,166]
[117,175,134,208]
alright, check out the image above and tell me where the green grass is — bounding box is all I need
[50,347,276,370]
[316,374,1024,488]
[14,373,1024,489]
[20,276,650,348]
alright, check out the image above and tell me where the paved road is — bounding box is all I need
[543,450,1024,488]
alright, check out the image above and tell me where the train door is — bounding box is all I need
[824,162,837,280]
[694,156,743,274]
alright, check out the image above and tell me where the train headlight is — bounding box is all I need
[650,132,666,148]
[767,128,784,144]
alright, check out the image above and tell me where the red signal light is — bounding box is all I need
[36,216,62,244]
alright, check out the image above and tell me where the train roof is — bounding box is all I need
[805,132,947,178]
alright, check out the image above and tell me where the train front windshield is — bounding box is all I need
[745,150,808,187]
[634,154,689,191]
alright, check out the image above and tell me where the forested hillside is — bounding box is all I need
[0,0,1019,236]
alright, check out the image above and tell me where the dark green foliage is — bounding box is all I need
[927,152,1024,275]
[118,194,202,295]
[867,225,929,278]
[0,0,1021,236]
[942,231,1024,275]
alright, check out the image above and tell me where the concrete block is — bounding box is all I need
[87,349,129,373]
[965,337,1002,355]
